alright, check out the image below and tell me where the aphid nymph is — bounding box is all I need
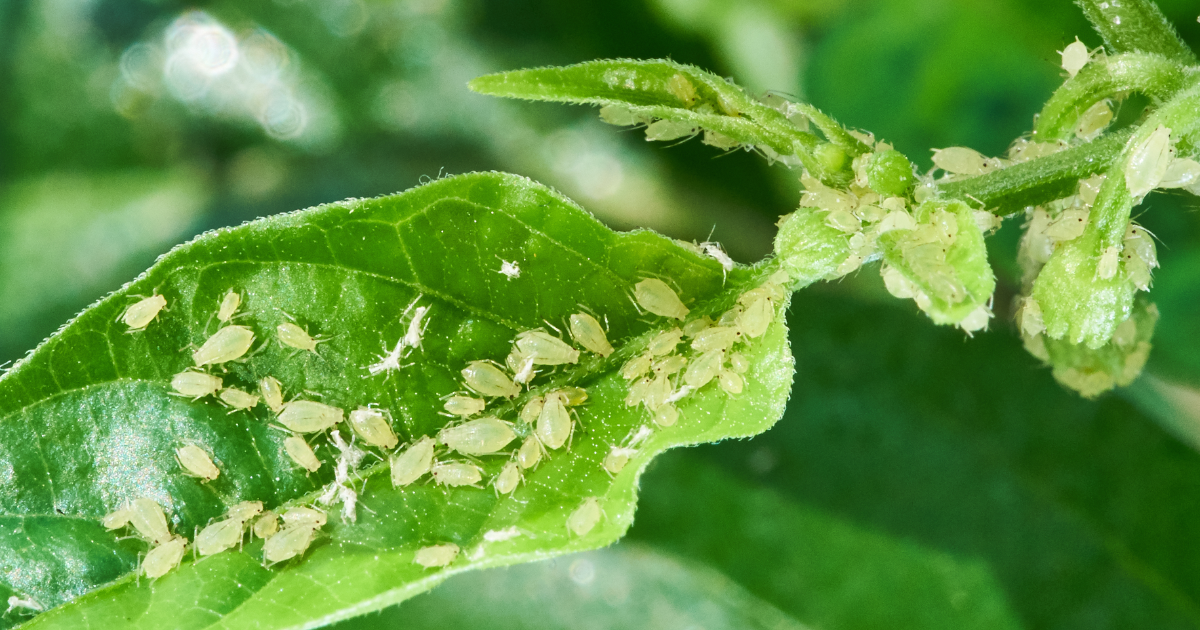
[277,400,344,433]
[414,543,459,568]
[567,497,603,536]
[349,406,399,449]
[569,313,614,357]
[120,293,167,332]
[391,436,435,487]
[634,278,689,320]
[216,290,241,323]
[439,417,517,456]
[193,325,255,367]
[176,444,220,481]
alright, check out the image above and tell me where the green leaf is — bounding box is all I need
[0,172,793,629]
[1075,0,1197,65]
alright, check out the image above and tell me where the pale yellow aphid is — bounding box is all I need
[684,349,725,389]
[515,330,580,365]
[1060,37,1090,77]
[517,435,543,469]
[259,376,285,413]
[176,445,220,481]
[536,392,572,450]
[282,506,327,528]
[554,386,588,406]
[621,354,653,381]
[494,461,521,495]
[170,370,223,399]
[729,352,749,374]
[141,536,186,578]
[825,209,862,234]
[1075,100,1113,139]
[567,498,602,536]
[430,461,484,487]
[216,290,241,323]
[193,325,255,367]
[645,120,698,142]
[958,304,992,334]
[444,395,486,418]
[599,104,650,126]
[736,295,774,339]
[641,374,672,410]
[716,304,743,327]
[568,313,613,357]
[519,396,544,425]
[196,518,246,557]
[691,326,742,353]
[881,264,918,299]
[349,407,399,449]
[718,370,745,395]
[1125,125,1174,199]
[1018,297,1046,337]
[253,512,279,539]
[277,400,344,433]
[1097,245,1121,280]
[439,417,516,456]
[120,294,167,332]
[219,387,260,410]
[634,279,689,320]
[625,377,651,408]
[284,435,322,472]
[129,498,172,545]
[932,147,995,176]
[651,355,687,377]
[277,322,322,354]
[878,210,918,233]
[1160,158,1200,189]
[263,524,319,564]
[227,501,264,523]
[647,329,683,356]
[1044,209,1089,241]
[654,404,679,427]
[101,504,132,530]
[462,361,521,398]
[391,436,435,487]
[414,543,459,568]
[666,73,697,105]
[682,316,712,337]
[604,447,636,474]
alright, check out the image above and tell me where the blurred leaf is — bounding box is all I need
[0,172,793,629]
[1076,0,1197,65]
[343,542,812,630]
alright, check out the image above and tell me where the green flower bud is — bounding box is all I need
[815,143,849,177]
[865,149,915,197]
[1036,298,1158,398]
[774,207,852,287]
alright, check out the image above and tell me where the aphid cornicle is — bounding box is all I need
[430,461,484,487]
[176,445,220,481]
[494,461,521,495]
[568,498,602,536]
[193,325,255,367]
[277,400,344,433]
[216,290,241,323]
[515,330,580,365]
[391,436,435,487]
[517,435,543,469]
[349,407,399,449]
[129,498,172,545]
[263,524,319,564]
[414,543,459,568]
[462,361,521,398]
[284,435,322,472]
[634,279,689,320]
[120,293,167,332]
[142,536,186,578]
[259,376,285,413]
[277,322,322,354]
[196,518,246,556]
[439,417,517,455]
[569,313,614,357]
[444,395,486,417]
[219,387,260,410]
[536,392,572,450]
[171,370,223,399]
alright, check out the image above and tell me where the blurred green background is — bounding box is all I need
[5,0,1200,628]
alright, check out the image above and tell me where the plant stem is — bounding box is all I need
[1075,0,1197,65]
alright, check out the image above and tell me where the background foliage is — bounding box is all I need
[3,0,1200,627]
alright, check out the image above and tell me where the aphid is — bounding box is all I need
[691,326,742,353]
[1060,37,1090,77]
[554,386,589,406]
[1078,174,1105,204]
[368,302,429,376]
[5,595,42,614]
[414,543,459,568]
[216,290,241,323]
[349,407,399,449]
[931,147,993,176]
[958,304,992,334]
[515,330,580,365]
[259,376,285,413]
[284,435,322,472]
[699,241,735,272]
[196,518,246,556]
[684,349,724,389]
[517,435,543,469]
[536,392,572,450]
[391,436,435,487]
[729,352,749,374]
[227,501,264,523]
[141,536,187,578]
[263,524,319,564]
[1124,224,1158,268]
[717,370,744,395]
[651,355,687,376]
[736,295,774,339]
[1160,158,1200,189]
[277,322,323,354]
[1075,100,1113,139]
[1044,209,1089,241]
[718,305,744,328]
[170,370,223,399]
[599,104,649,126]
[127,501,171,543]
[634,279,689,320]
[494,461,521,495]
[253,512,279,539]
[282,506,327,528]
[1125,125,1174,198]
[625,377,651,408]
[462,361,521,398]
[641,374,673,410]
[519,396,544,424]
[1018,298,1046,337]
[604,447,636,474]
[569,313,614,357]
[666,73,697,105]
[430,461,484,487]
[120,293,167,332]
[621,354,653,381]
[1097,245,1121,280]
[101,503,132,530]
[567,498,602,536]
[644,119,698,141]
[654,404,679,427]
[193,325,255,367]
[878,210,918,233]
[681,316,712,337]
[444,395,486,417]
[176,444,220,481]
[648,329,684,356]
[498,260,521,280]
[826,208,862,233]
[219,387,260,410]
[277,400,344,433]
[439,417,517,455]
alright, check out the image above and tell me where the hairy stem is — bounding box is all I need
[1075,0,1197,65]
